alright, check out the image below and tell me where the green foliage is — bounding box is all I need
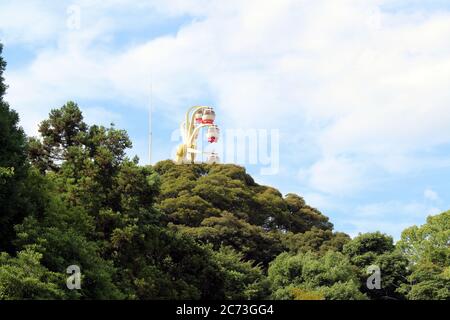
[291,288,325,300]
[284,194,333,232]
[28,101,87,173]
[208,246,268,300]
[283,227,351,255]
[155,161,333,233]
[21,103,228,300]
[111,225,225,299]
[173,212,284,266]
[268,251,366,300]
[0,248,64,300]
[343,232,409,300]
[154,160,335,266]
[14,192,123,299]
[0,44,29,251]
[397,211,450,300]
[397,211,449,267]
[0,44,6,98]
[343,232,395,261]
[0,167,14,184]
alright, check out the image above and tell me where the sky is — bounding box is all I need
[1,0,450,240]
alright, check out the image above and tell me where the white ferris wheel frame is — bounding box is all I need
[175,106,219,164]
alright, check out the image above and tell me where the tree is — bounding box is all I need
[154,160,340,266]
[111,225,226,299]
[25,104,235,300]
[268,251,366,300]
[397,211,450,300]
[14,180,123,299]
[154,161,333,233]
[0,43,29,251]
[208,246,268,300]
[0,248,64,300]
[343,232,409,300]
[28,102,87,173]
[343,232,395,260]
[284,194,333,233]
[283,227,350,255]
[173,212,284,266]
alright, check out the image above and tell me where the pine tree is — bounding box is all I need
[0,43,28,252]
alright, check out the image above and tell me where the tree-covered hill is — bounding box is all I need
[153,160,348,266]
[0,43,448,300]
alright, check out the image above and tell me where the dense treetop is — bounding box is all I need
[153,160,341,265]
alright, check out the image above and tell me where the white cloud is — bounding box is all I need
[298,193,442,240]
[355,200,439,218]
[346,200,442,239]
[424,188,440,202]
[2,0,450,197]
[0,1,62,45]
[304,157,368,195]
[82,106,122,127]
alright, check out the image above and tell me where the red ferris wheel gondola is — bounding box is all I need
[207,125,219,143]
[202,108,216,124]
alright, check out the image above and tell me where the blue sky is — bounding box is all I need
[1,0,450,240]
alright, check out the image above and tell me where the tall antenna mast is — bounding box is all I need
[148,75,153,165]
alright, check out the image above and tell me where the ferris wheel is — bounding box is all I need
[175,106,220,164]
